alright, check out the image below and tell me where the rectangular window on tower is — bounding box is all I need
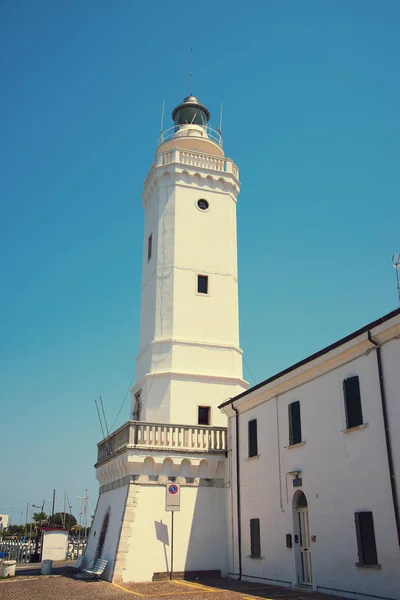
[147,234,152,262]
[250,518,261,558]
[197,275,208,294]
[133,392,142,421]
[198,406,210,426]
[288,401,302,446]
[344,376,363,429]
[248,419,258,458]
[355,512,379,567]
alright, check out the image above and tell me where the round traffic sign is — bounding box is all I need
[168,484,178,495]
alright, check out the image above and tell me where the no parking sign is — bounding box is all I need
[165,483,181,511]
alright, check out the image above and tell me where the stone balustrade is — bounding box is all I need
[97,420,227,464]
[144,148,239,187]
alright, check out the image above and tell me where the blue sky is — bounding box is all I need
[1,1,399,523]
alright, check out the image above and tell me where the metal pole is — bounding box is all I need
[52,489,56,518]
[63,492,67,529]
[77,497,82,549]
[396,267,400,305]
[170,511,174,581]
[84,489,88,542]
[25,503,29,536]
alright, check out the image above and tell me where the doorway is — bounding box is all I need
[95,509,110,562]
[293,491,312,585]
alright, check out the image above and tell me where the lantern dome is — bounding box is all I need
[172,95,210,127]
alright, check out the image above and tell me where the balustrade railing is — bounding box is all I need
[144,148,239,187]
[97,421,227,463]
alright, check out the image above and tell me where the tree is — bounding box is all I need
[4,524,24,536]
[49,512,77,529]
[32,512,47,524]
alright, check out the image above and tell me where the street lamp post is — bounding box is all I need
[31,501,45,563]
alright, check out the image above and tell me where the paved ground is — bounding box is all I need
[0,563,349,600]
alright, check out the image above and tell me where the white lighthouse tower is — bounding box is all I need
[132,94,246,426]
[84,94,247,583]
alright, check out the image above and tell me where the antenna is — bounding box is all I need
[99,396,110,437]
[66,493,73,514]
[160,100,165,135]
[218,101,223,135]
[189,48,193,95]
[95,397,113,457]
[95,398,106,438]
[392,254,400,304]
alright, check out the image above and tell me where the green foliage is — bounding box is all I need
[49,512,77,529]
[32,511,47,524]
[4,524,25,536]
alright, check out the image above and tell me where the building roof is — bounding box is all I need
[219,306,400,409]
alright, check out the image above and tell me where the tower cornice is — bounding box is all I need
[142,147,240,207]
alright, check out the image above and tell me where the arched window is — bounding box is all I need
[294,491,308,509]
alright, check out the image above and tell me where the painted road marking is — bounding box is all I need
[0,575,62,584]
[113,582,145,596]
[174,580,217,592]
[112,582,225,596]
[243,597,275,600]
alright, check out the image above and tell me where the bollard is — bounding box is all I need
[0,561,16,578]
[41,559,53,575]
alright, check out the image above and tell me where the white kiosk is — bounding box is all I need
[40,526,69,562]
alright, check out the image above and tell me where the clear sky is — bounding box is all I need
[1,1,399,523]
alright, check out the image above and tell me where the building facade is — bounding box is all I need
[0,514,9,533]
[221,308,400,600]
[84,94,246,582]
[84,89,400,599]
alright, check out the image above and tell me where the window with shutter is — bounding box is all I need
[248,419,258,458]
[355,512,379,566]
[289,401,302,445]
[250,518,261,558]
[344,376,363,429]
[197,275,208,294]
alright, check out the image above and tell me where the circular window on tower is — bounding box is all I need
[197,198,209,211]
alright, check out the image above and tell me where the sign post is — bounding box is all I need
[165,483,180,580]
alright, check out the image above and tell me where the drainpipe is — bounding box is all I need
[232,404,242,580]
[368,331,400,545]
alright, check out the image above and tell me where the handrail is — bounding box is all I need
[97,420,227,463]
[159,124,223,147]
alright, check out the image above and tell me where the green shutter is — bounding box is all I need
[248,419,258,457]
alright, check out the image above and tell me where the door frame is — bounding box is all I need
[292,490,312,585]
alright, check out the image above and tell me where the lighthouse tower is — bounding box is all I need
[132,94,247,426]
[84,95,246,583]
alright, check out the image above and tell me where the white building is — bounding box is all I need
[221,307,400,600]
[0,515,9,533]
[84,94,246,583]
[84,89,400,600]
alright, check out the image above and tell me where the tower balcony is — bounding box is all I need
[144,147,239,190]
[96,420,227,466]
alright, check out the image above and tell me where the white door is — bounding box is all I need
[297,507,312,584]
